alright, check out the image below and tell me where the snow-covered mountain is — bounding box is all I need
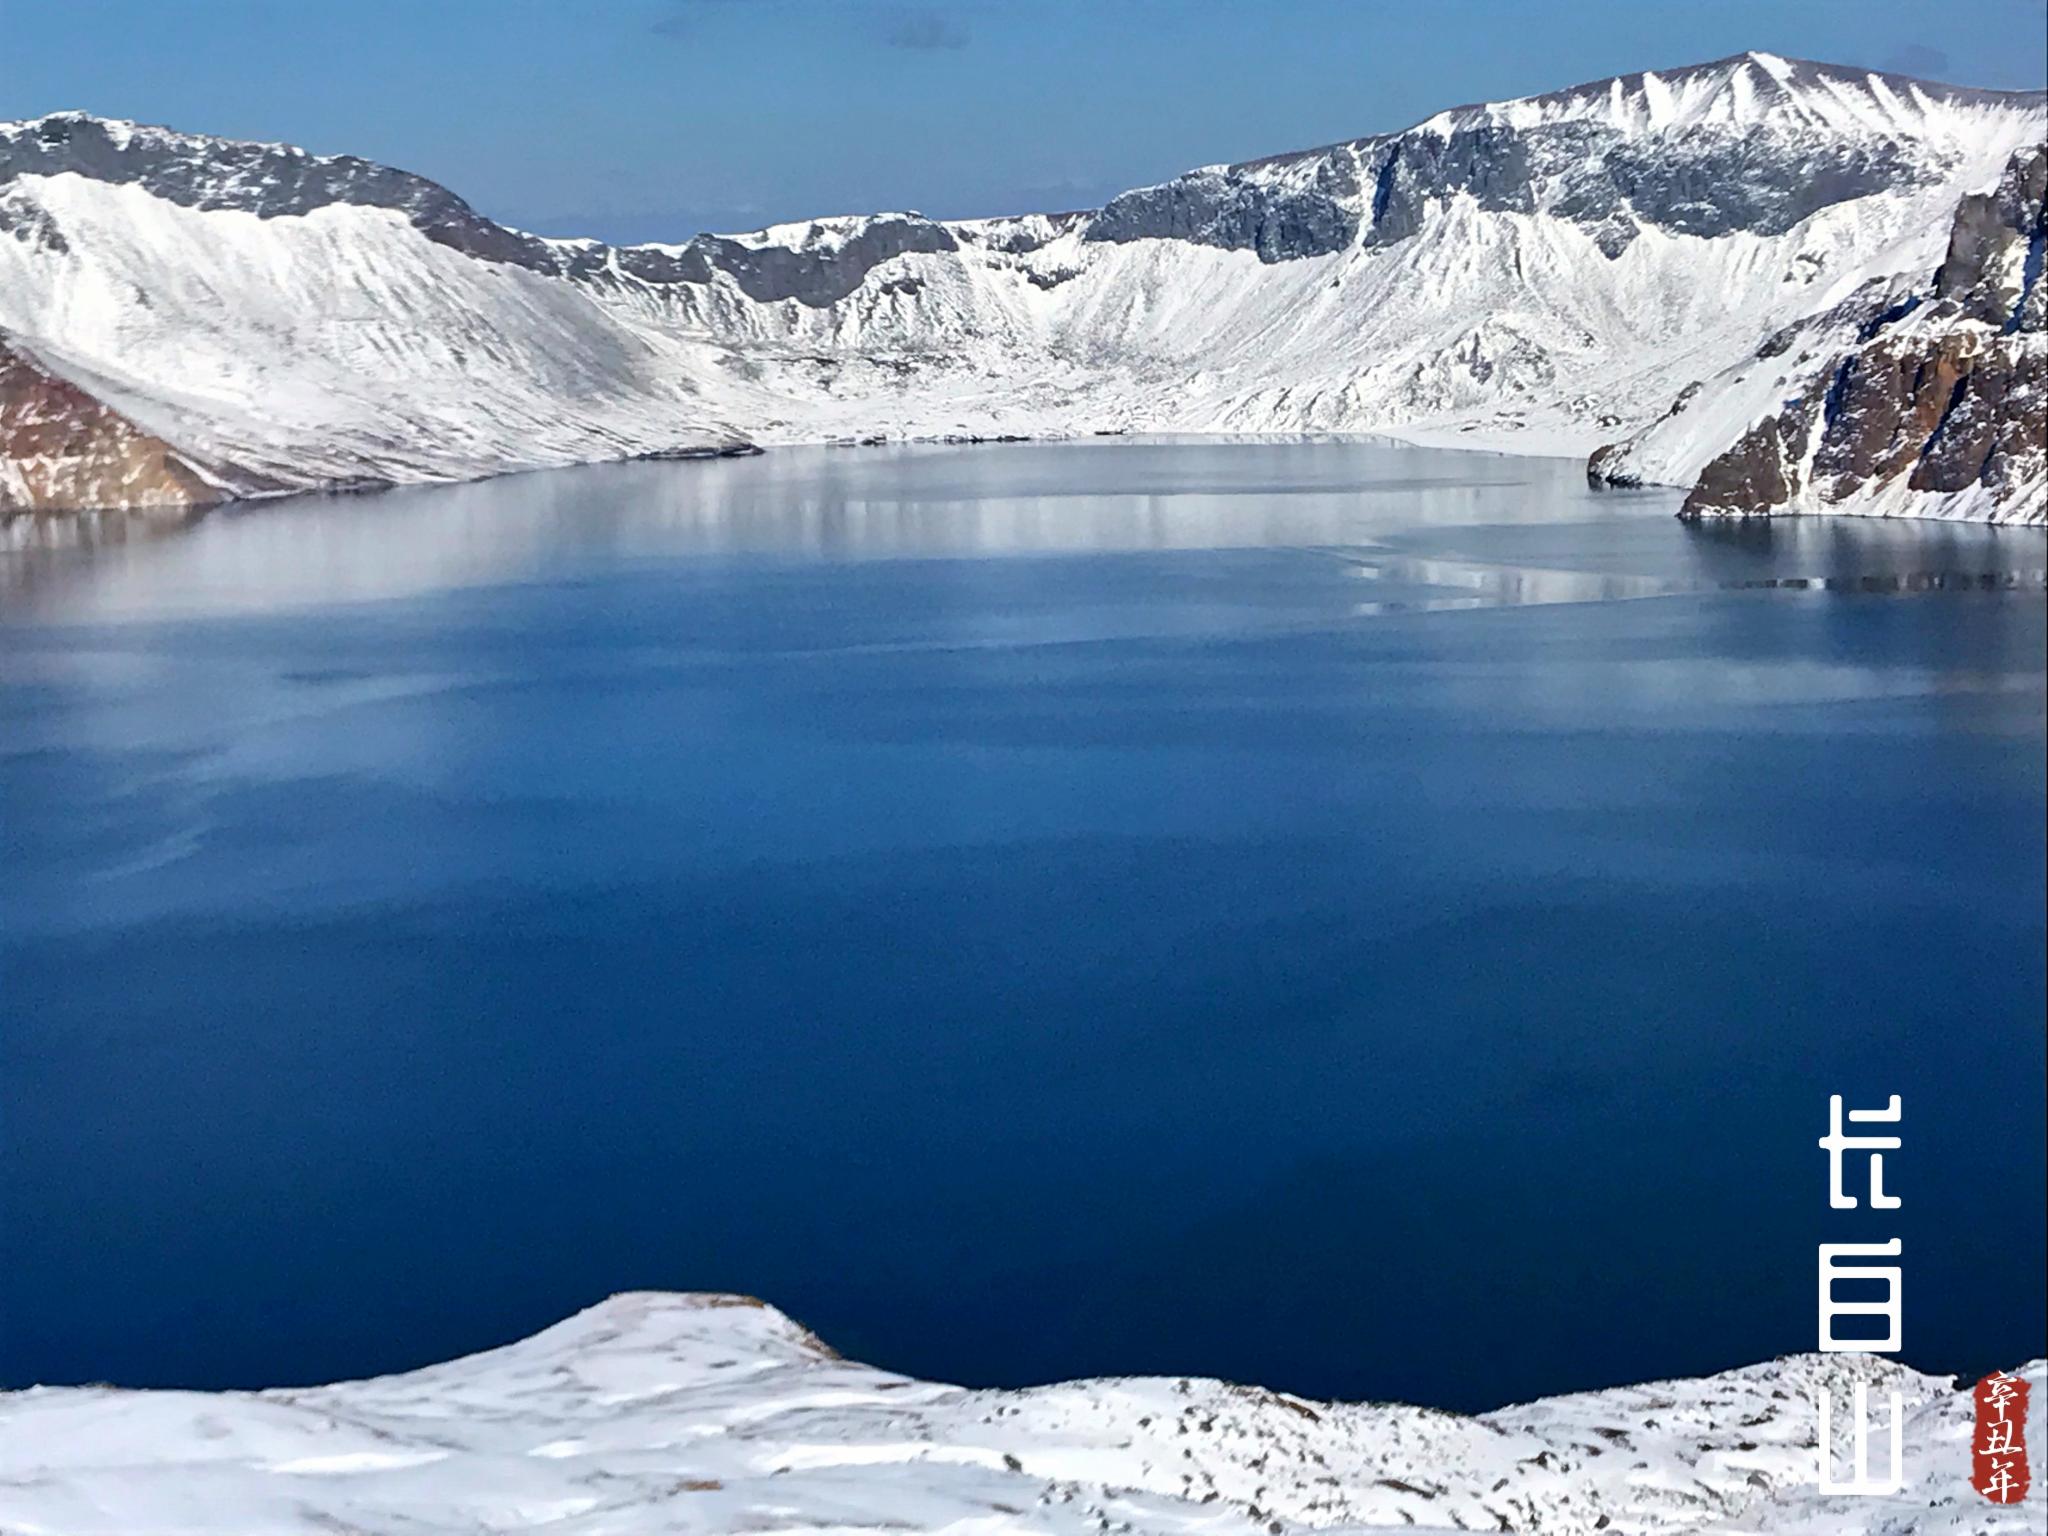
[2,52,2043,523]
[1593,143,2046,519]
[0,1291,2039,1535]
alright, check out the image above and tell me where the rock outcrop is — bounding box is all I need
[1597,144,2046,522]
[0,332,230,517]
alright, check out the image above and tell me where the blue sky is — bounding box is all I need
[5,0,2045,242]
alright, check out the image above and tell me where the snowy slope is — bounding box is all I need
[2,53,2043,519]
[0,176,757,497]
[0,1292,2039,1536]
[1592,144,2046,523]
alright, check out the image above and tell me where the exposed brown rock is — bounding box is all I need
[1812,336,1973,498]
[0,333,222,515]
[1680,144,2046,520]
[1908,339,2043,495]
[1680,414,1803,514]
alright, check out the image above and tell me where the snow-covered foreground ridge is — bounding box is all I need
[2,52,2044,524]
[0,1293,2040,1536]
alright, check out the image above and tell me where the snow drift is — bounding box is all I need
[1,1292,2042,1535]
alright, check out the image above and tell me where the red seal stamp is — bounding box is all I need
[1972,1371,2031,1505]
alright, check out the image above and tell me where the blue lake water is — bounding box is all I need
[2,439,2043,1410]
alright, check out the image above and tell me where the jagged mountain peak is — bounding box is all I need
[1225,53,2044,179]
[1088,53,2043,266]
[0,108,402,197]
[1412,51,2044,140]
[7,109,299,153]
[0,106,543,264]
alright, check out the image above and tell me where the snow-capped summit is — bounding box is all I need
[1414,50,2034,139]
[3,55,2043,523]
[1091,52,2042,265]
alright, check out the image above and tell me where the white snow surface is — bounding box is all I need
[1,54,2043,517]
[1593,276,2048,523]
[0,180,753,488]
[0,1292,2039,1535]
[1406,50,2031,141]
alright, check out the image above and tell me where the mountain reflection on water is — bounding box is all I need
[3,439,2043,624]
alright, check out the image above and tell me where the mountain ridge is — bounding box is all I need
[3,53,2043,525]
[11,53,2037,235]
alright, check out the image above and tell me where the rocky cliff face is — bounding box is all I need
[1090,55,1981,263]
[0,332,233,518]
[1596,145,2046,521]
